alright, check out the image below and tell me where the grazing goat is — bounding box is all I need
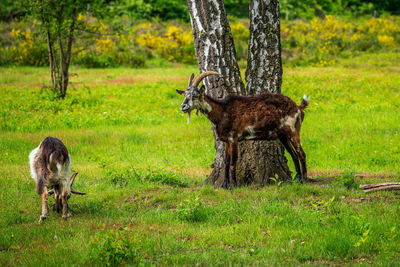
[29,137,84,222]
[177,72,309,188]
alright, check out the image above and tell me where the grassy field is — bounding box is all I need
[0,52,399,265]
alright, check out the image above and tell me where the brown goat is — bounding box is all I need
[29,137,85,222]
[177,72,309,188]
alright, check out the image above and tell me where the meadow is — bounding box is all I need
[0,52,400,265]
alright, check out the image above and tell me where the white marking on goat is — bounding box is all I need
[199,101,212,112]
[245,125,256,139]
[29,146,40,180]
[280,111,301,131]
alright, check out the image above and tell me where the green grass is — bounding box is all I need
[0,52,400,265]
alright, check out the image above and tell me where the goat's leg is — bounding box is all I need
[279,135,301,180]
[290,136,307,182]
[296,144,307,181]
[222,142,231,189]
[61,184,71,219]
[53,187,62,213]
[229,140,238,187]
[39,190,49,223]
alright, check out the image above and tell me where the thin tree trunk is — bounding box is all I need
[40,1,56,89]
[187,0,291,187]
[46,30,56,88]
[62,1,77,98]
[58,37,66,98]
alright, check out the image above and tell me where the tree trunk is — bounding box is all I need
[186,0,245,185]
[46,33,56,89]
[246,0,282,95]
[61,0,77,99]
[58,37,66,98]
[40,3,56,89]
[187,0,291,187]
[239,0,291,185]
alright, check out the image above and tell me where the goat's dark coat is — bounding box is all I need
[206,93,307,142]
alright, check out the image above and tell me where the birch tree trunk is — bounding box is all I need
[186,0,245,185]
[186,0,291,187]
[238,0,291,185]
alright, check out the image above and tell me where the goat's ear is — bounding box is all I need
[199,85,206,94]
[176,89,184,95]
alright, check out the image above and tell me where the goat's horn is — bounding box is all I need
[191,71,221,87]
[71,188,86,195]
[69,172,86,195]
[188,73,194,86]
[70,172,78,187]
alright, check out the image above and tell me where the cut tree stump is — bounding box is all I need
[360,182,400,193]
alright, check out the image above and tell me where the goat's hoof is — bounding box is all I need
[52,204,61,213]
[62,213,71,220]
[39,216,47,223]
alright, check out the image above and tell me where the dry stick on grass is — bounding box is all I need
[360,182,400,193]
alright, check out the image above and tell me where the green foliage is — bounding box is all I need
[2,0,400,23]
[2,16,399,67]
[75,51,146,68]
[269,174,283,187]
[2,27,48,66]
[109,0,189,21]
[175,195,205,222]
[110,0,153,20]
[350,215,371,248]
[338,169,359,190]
[109,168,188,187]
[90,226,141,266]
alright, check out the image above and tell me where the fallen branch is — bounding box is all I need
[360,182,400,193]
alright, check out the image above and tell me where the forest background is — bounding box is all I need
[1,0,399,68]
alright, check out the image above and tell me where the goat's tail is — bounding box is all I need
[299,95,309,110]
[36,173,46,195]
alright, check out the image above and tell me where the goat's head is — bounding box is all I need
[176,71,220,122]
[48,172,86,199]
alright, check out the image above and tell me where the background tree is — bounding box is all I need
[186,0,292,187]
[21,0,99,98]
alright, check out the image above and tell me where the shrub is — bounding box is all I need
[338,169,359,190]
[5,27,48,66]
[175,195,205,222]
[90,226,141,266]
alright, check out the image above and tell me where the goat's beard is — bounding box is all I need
[187,110,191,124]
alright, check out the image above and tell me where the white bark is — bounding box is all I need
[187,0,245,97]
[246,0,282,94]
